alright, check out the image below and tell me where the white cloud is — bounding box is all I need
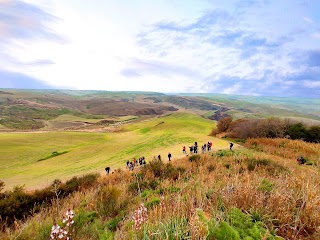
[1,0,320,97]
[303,80,320,88]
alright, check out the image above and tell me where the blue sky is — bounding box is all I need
[0,0,319,97]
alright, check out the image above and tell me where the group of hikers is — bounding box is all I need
[105,140,306,174]
[183,141,213,155]
[126,156,147,171]
[105,140,235,174]
[105,141,233,174]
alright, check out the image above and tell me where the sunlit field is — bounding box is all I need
[0,112,228,190]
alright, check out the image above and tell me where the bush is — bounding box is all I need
[216,116,233,133]
[305,126,320,143]
[258,179,274,193]
[189,154,200,162]
[97,186,127,217]
[106,214,124,231]
[287,123,306,140]
[210,221,240,240]
[148,179,159,190]
[145,197,161,209]
[209,208,279,240]
[247,158,270,171]
[146,159,164,178]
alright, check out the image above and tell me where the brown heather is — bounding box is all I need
[1,138,320,239]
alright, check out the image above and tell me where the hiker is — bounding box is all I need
[189,146,194,154]
[208,141,212,151]
[168,152,172,161]
[182,146,186,154]
[105,167,110,174]
[129,162,134,171]
[194,145,198,153]
[201,145,205,154]
[297,156,306,165]
[133,158,137,166]
[230,142,234,151]
[158,155,161,161]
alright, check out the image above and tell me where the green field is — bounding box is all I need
[0,112,228,190]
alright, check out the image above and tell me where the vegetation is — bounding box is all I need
[0,138,319,239]
[1,90,320,239]
[214,116,320,143]
[0,112,222,190]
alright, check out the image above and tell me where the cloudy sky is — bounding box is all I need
[0,0,320,97]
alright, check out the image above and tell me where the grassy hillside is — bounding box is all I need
[1,138,319,239]
[1,89,319,131]
[0,112,225,190]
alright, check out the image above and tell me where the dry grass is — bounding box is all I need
[1,138,320,239]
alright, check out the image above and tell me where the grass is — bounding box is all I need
[2,137,319,239]
[0,112,226,190]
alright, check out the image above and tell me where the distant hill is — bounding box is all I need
[0,89,319,131]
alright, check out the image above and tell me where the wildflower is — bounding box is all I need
[132,203,148,230]
[50,209,75,239]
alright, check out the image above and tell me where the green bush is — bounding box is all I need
[209,208,279,240]
[148,179,159,190]
[258,179,274,193]
[210,221,240,240]
[287,123,306,140]
[145,197,161,209]
[305,126,320,143]
[73,211,98,230]
[106,214,124,232]
[216,150,232,157]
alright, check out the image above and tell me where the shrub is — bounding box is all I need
[148,179,159,190]
[216,116,233,133]
[210,221,240,240]
[209,208,279,240]
[305,126,320,143]
[189,154,200,162]
[145,197,161,209]
[147,159,164,178]
[97,186,127,218]
[207,164,215,172]
[247,159,270,171]
[106,214,124,231]
[216,150,232,157]
[287,123,306,140]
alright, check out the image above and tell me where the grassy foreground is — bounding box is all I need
[0,112,227,190]
[1,138,319,239]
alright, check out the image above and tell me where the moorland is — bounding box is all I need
[0,89,319,239]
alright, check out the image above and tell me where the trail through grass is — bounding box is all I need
[0,112,229,190]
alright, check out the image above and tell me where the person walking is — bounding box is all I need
[168,152,172,161]
[182,146,186,154]
[230,142,234,151]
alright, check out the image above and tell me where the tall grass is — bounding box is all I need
[1,138,319,239]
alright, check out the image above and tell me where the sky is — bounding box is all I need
[0,0,320,97]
